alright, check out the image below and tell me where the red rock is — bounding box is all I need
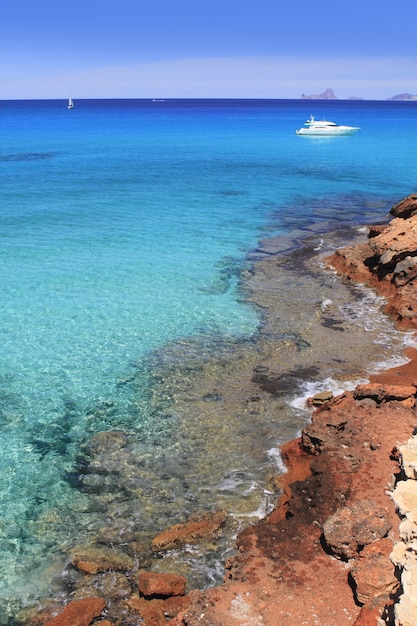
[368,224,389,238]
[350,548,399,605]
[123,594,166,626]
[166,617,186,626]
[162,595,191,618]
[327,207,417,329]
[123,593,190,625]
[43,597,106,626]
[139,571,187,598]
[368,214,417,266]
[323,500,391,560]
[326,242,375,286]
[353,601,389,626]
[179,385,411,624]
[353,382,417,403]
[390,194,417,219]
[306,389,333,407]
[150,510,227,551]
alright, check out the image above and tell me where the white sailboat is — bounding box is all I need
[67,95,74,109]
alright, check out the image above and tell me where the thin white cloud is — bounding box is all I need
[2,55,417,100]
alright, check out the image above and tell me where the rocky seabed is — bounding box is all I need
[25,193,417,625]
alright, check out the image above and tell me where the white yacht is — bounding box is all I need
[296,115,360,135]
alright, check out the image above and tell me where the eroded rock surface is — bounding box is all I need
[323,500,391,560]
[350,543,399,606]
[327,193,417,328]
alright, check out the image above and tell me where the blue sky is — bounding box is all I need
[1,0,416,99]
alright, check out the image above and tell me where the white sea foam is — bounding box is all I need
[320,298,333,312]
[335,283,417,372]
[230,488,276,521]
[370,352,411,373]
[241,481,258,496]
[198,471,244,493]
[404,332,417,347]
[291,376,369,412]
[291,293,417,412]
[339,289,388,330]
[266,447,288,474]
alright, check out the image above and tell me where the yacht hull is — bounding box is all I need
[296,126,360,135]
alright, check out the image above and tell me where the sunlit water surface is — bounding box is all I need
[1,98,417,621]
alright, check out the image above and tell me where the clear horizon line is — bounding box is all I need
[1,96,412,102]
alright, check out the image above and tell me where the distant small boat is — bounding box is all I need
[296,115,359,136]
[67,95,74,109]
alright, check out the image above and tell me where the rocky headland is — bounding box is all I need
[27,195,417,626]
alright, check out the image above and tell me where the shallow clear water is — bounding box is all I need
[1,98,417,620]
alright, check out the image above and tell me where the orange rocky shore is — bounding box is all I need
[30,194,417,626]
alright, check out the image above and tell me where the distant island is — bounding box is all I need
[387,93,417,101]
[300,88,363,100]
[300,88,417,101]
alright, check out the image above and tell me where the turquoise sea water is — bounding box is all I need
[1,99,417,621]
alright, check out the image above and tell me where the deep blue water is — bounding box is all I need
[1,98,417,619]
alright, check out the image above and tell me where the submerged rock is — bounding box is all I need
[70,544,135,574]
[42,597,106,626]
[151,511,227,552]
